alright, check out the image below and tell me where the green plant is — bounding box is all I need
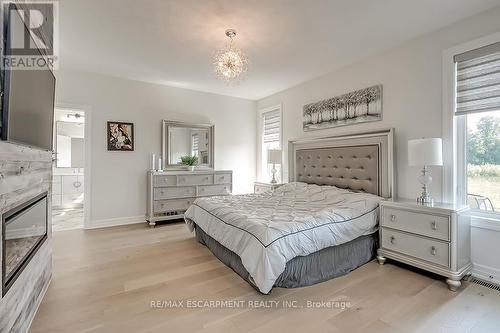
[180,155,199,166]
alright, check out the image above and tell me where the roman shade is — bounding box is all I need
[262,109,281,144]
[191,134,199,154]
[454,41,500,116]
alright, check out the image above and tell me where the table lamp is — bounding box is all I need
[267,149,282,184]
[408,138,443,204]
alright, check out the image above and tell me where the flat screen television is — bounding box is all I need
[0,4,56,151]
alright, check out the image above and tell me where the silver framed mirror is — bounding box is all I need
[162,120,214,169]
[54,121,85,168]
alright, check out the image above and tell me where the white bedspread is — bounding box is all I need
[184,182,382,293]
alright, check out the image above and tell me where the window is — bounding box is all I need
[260,106,282,182]
[454,42,500,215]
[191,134,199,156]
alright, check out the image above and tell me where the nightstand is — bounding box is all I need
[254,182,284,194]
[377,198,471,291]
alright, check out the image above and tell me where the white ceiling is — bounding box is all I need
[59,0,500,100]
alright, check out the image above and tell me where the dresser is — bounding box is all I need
[146,170,232,227]
[254,182,284,194]
[377,199,471,291]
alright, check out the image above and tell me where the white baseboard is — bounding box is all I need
[87,215,145,229]
[472,263,500,286]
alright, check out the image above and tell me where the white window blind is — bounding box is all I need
[191,134,199,155]
[454,41,500,116]
[262,109,281,145]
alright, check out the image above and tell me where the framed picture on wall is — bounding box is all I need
[107,121,134,151]
[303,85,382,131]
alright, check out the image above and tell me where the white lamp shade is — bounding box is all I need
[408,138,443,166]
[267,149,282,164]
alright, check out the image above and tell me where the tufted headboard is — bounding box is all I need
[289,129,395,198]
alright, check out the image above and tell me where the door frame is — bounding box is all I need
[55,103,92,229]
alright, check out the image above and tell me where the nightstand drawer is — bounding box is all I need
[381,228,450,267]
[254,184,270,194]
[382,207,450,241]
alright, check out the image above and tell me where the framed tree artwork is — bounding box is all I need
[303,85,382,131]
[107,121,134,151]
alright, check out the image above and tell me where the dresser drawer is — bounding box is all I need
[154,186,196,200]
[154,198,194,213]
[382,207,450,241]
[215,173,232,184]
[177,174,213,186]
[198,184,231,196]
[154,175,177,187]
[381,228,450,267]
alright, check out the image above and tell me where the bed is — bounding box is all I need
[184,129,394,294]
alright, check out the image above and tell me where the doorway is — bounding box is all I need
[52,108,85,231]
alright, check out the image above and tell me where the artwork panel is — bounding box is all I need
[107,121,135,151]
[303,85,383,131]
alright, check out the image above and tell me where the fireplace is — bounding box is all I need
[2,192,48,296]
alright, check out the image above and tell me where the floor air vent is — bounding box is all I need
[466,276,500,292]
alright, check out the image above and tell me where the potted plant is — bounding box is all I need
[180,155,199,171]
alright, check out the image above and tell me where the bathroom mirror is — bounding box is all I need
[55,121,85,168]
[162,120,214,169]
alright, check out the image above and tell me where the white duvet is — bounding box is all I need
[184,182,382,293]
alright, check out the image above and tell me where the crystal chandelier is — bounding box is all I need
[213,29,249,83]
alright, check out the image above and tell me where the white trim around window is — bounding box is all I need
[257,104,283,183]
[442,31,500,219]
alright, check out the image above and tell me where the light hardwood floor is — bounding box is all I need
[30,222,500,333]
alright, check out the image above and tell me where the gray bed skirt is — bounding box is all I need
[193,223,378,294]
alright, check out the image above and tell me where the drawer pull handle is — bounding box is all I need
[161,204,164,208]
[431,221,437,230]
[390,214,396,222]
[431,246,437,256]
[160,191,164,195]
[390,236,395,244]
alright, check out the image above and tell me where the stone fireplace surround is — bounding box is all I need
[3,192,48,296]
[0,142,52,333]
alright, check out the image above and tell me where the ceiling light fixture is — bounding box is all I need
[213,29,249,83]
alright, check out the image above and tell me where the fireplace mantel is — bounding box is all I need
[0,141,52,333]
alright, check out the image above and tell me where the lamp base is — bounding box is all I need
[416,166,433,205]
[416,195,434,205]
[270,164,277,184]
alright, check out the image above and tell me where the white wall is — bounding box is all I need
[257,8,500,282]
[55,70,256,226]
[257,7,500,201]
